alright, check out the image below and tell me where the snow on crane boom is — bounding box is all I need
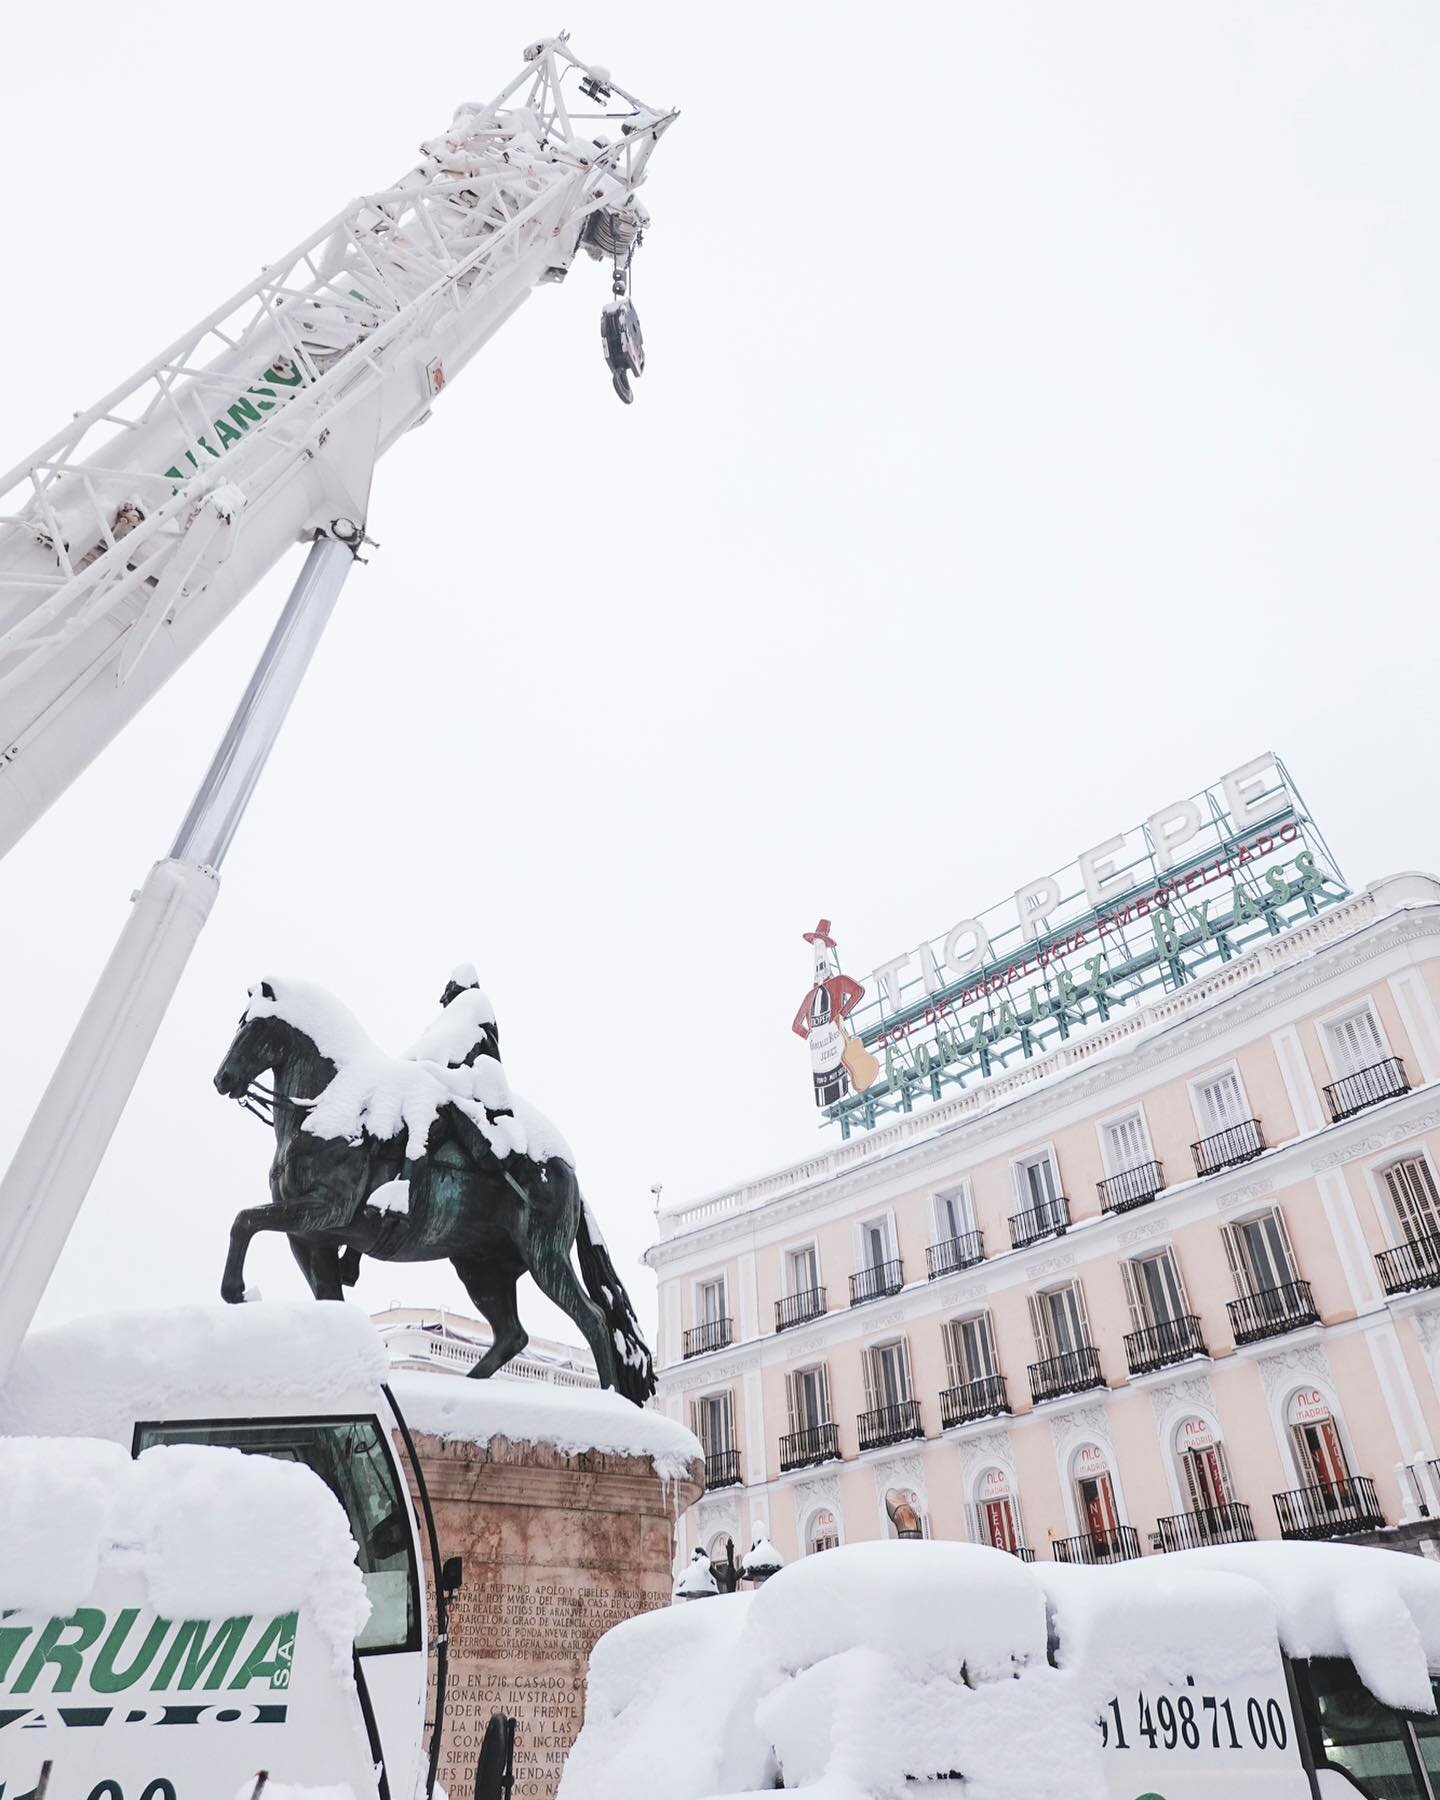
[0,39,674,1388]
[0,37,674,860]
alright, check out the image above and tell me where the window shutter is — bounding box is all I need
[1271,1207,1299,1283]
[818,1362,832,1424]
[1072,1281,1092,1342]
[942,1320,962,1390]
[1330,1008,1383,1075]
[784,1371,798,1435]
[861,1346,878,1412]
[1167,1249,1193,1313]
[898,1336,914,1402]
[1220,1223,1251,1297]
[1119,1258,1145,1333]
[1386,1158,1440,1243]
[1028,1292,1050,1358]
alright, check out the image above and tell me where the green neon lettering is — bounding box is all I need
[1265,866,1293,903]
[1152,908,1180,959]
[1294,850,1323,894]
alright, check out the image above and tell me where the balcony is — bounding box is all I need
[1011,1546,1037,1563]
[704,1448,742,1490]
[1051,1525,1142,1565]
[1191,1117,1266,1177]
[1028,1345,1105,1406]
[850,1258,904,1306]
[1324,1056,1410,1124]
[1008,1196,1071,1251]
[1376,1233,1440,1297]
[927,1231,985,1279]
[684,1317,734,1359]
[779,1421,840,1471]
[1154,1503,1255,1552]
[940,1373,1011,1429]
[1097,1160,1165,1215]
[776,1286,827,1332]
[1274,1475,1385,1541]
[857,1398,924,1451]
[1226,1279,1319,1347]
[1123,1314,1208,1377]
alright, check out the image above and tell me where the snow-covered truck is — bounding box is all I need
[0,1304,449,1798]
[560,1537,1440,1800]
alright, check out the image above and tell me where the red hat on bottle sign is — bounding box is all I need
[802,919,836,947]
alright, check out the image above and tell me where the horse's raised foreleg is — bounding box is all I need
[451,1254,528,1378]
[223,1204,349,1304]
[520,1217,617,1390]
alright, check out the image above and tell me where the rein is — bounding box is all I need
[234,1078,315,1127]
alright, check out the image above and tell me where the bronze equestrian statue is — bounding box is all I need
[214,970,656,1405]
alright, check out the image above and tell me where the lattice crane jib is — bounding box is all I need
[0,37,675,858]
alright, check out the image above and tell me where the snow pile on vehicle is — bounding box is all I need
[0,1300,388,1443]
[390,1370,702,1484]
[231,1785,356,1800]
[245,975,571,1164]
[557,1540,1324,1800]
[0,1437,369,1673]
[1172,1540,1440,1712]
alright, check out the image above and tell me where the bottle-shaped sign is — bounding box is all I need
[791,920,878,1108]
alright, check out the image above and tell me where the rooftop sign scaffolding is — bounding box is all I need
[820,752,1348,1136]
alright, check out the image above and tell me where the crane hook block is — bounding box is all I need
[601,298,645,405]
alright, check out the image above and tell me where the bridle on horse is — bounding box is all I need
[234,1080,314,1126]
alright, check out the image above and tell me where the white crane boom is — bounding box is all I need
[0,36,673,858]
[0,38,674,1385]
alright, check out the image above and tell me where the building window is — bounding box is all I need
[1286,1388,1352,1490]
[1017,1150,1061,1209]
[1030,1281,1090,1358]
[1195,1066,1248,1133]
[1122,1248,1188,1328]
[1072,1442,1121,1537]
[808,1508,839,1554]
[1324,1005,1386,1077]
[1382,1155,1440,1244]
[972,1468,1022,1553]
[943,1311,999,1387]
[787,1364,832,1434]
[788,1243,820,1292]
[864,1338,913,1410]
[932,1181,974,1243]
[1176,1415,1235,1510]
[859,1216,894,1270]
[1102,1109,1150,1174]
[699,1277,727,1325]
[692,1391,734,1459]
[1222,1209,1298,1296]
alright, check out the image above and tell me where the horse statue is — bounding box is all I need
[214,969,656,1405]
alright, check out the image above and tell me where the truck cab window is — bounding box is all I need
[1292,1657,1433,1798]
[133,1415,419,1653]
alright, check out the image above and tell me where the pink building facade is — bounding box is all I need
[648,872,1440,1572]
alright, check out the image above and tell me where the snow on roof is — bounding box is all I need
[1,1436,369,1674]
[248,975,570,1164]
[560,1538,1440,1800]
[0,1301,389,1443]
[389,1370,701,1483]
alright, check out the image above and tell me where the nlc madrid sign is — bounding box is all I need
[811,753,1347,1136]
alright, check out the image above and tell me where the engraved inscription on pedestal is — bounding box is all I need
[405,1429,702,1800]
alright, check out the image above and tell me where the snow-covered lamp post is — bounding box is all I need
[673,1547,719,1602]
[741,1535,784,1587]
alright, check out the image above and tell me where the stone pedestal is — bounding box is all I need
[407,1428,703,1800]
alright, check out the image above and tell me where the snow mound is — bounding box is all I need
[0,1301,388,1444]
[248,975,570,1164]
[389,1370,701,1483]
[1170,1540,1440,1713]
[562,1538,1440,1800]
[1,1437,369,1674]
[232,1785,356,1799]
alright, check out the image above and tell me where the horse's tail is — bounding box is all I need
[576,1199,657,1406]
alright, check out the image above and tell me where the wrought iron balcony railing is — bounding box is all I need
[850,1258,904,1306]
[857,1398,923,1451]
[704,1448,742,1490]
[1274,1475,1384,1541]
[775,1286,827,1332]
[1376,1233,1440,1297]
[684,1317,733,1359]
[1008,1195,1071,1250]
[779,1421,840,1471]
[1123,1313,1208,1376]
[1154,1502,1255,1552]
[1324,1056,1410,1123]
[1028,1344,1105,1405]
[1098,1160,1165,1214]
[1051,1525,1142,1565]
[927,1231,985,1279]
[1226,1279,1319,1347]
[1010,1545,1037,1563]
[1191,1117,1266,1177]
[940,1374,1011,1429]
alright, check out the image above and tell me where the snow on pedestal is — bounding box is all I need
[389,1371,702,1800]
[673,1547,719,1601]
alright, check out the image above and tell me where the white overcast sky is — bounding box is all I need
[2,1,1437,1351]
